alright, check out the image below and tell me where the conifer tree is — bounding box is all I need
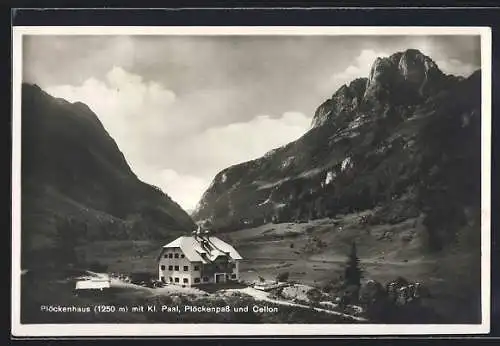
[344,241,362,290]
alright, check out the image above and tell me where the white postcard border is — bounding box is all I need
[11,25,492,337]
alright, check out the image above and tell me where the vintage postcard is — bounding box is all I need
[11,26,491,337]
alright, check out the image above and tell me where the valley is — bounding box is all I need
[21,209,478,324]
[18,47,483,326]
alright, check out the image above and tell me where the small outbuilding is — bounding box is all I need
[75,278,111,291]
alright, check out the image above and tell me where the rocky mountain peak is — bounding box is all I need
[363,49,444,105]
[311,77,368,128]
[193,66,480,243]
[312,49,447,128]
[399,49,443,85]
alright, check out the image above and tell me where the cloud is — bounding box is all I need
[401,39,479,77]
[137,168,208,213]
[185,111,311,168]
[435,58,479,77]
[146,111,311,210]
[46,66,177,159]
[323,49,389,93]
[45,67,311,211]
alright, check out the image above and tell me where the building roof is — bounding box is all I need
[161,235,243,263]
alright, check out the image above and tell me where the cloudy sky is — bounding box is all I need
[22,34,481,212]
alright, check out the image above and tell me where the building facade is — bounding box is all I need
[157,233,243,287]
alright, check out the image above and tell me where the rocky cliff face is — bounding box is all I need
[193,49,481,251]
[21,84,195,268]
[312,49,455,129]
[312,78,367,128]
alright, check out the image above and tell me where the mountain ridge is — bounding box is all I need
[21,83,196,268]
[193,49,481,253]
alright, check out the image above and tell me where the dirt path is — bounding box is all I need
[84,271,367,321]
[225,287,367,322]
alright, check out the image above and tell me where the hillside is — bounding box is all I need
[193,49,481,253]
[20,84,195,269]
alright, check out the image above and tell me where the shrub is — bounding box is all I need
[129,271,154,284]
[276,271,290,282]
[306,288,323,303]
[388,276,409,288]
[359,280,386,306]
[322,274,344,294]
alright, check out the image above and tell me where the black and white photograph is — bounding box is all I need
[11,26,491,336]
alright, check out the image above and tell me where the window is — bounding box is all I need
[174,277,179,283]
[203,277,209,282]
[168,265,173,271]
[194,278,200,283]
[164,254,168,258]
[174,265,179,271]
[181,254,185,258]
[160,265,165,270]
[169,277,173,282]
[174,253,179,258]
[168,253,173,258]
[160,276,165,283]
[194,265,200,271]
[183,266,189,271]
[183,278,188,284]
[231,273,237,279]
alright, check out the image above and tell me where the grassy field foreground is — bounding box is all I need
[20,211,481,324]
[20,269,359,324]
